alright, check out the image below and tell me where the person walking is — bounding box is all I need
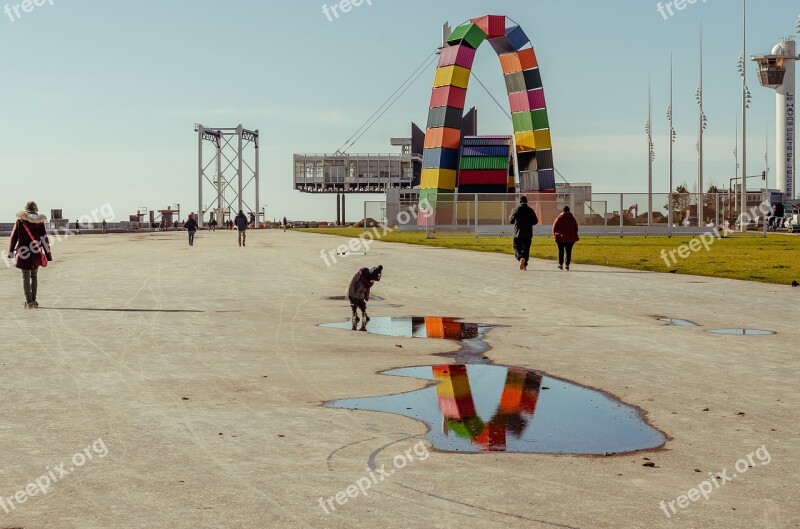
[552,206,580,271]
[8,201,53,309]
[101,219,108,234]
[185,213,198,246]
[347,265,383,329]
[234,210,248,247]
[282,217,288,232]
[508,196,539,270]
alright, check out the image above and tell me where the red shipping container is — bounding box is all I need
[470,15,506,38]
[458,169,509,185]
[438,44,477,69]
[430,86,468,109]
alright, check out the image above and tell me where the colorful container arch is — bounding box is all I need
[421,15,555,214]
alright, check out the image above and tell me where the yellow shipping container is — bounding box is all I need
[421,168,457,190]
[433,65,471,89]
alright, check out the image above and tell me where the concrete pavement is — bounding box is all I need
[0,229,796,528]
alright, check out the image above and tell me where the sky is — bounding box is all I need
[0,0,798,223]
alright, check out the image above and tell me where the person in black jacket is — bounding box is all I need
[7,201,53,309]
[508,196,539,270]
[347,265,382,329]
[234,210,248,247]
[185,213,199,246]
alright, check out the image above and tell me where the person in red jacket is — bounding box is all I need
[8,201,53,308]
[552,206,579,271]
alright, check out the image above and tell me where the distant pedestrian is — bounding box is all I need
[283,217,288,232]
[552,206,580,271]
[101,219,108,234]
[209,219,217,232]
[249,212,256,229]
[347,265,382,329]
[185,213,198,246]
[234,210,248,247]
[508,196,539,271]
[74,220,81,235]
[8,201,53,309]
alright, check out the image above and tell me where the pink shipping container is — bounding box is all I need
[437,44,477,69]
[458,170,509,185]
[470,15,506,39]
[430,86,468,109]
[508,89,547,113]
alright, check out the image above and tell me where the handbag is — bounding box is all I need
[20,222,49,268]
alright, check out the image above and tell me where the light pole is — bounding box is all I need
[738,0,751,230]
[696,28,707,226]
[649,81,653,227]
[667,56,676,227]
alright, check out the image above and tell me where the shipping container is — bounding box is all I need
[504,71,526,94]
[523,68,543,90]
[470,15,506,38]
[514,130,535,152]
[458,169,509,185]
[533,129,552,150]
[438,44,477,69]
[426,106,465,130]
[430,85,468,109]
[424,127,462,150]
[488,25,529,54]
[461,145,509,157]
[423,148,460,170]
[537,169,556,190]
[447,22,487,50]
[421,168,457,190]
[460,156,509,171]
[535,149,554,170]
[434,65,471,89]
[458,184,508,194]
[508,89,547,112]
[462,135,512,146]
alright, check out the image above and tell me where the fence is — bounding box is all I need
[383,192,789,237]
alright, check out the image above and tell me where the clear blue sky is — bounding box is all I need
[0,0,797,222]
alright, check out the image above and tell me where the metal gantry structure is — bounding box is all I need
[196,124,260,228]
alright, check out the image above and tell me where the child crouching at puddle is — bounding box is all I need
[347,265,382,330]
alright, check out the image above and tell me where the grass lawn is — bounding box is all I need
[298,228,800,285]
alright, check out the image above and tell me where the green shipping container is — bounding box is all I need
[512,109,549,132]
[459,156,509,170]
[447,23,487,50]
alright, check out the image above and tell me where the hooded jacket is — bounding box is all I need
[509,203,539,239]
[234,213,248,231]
[347,267,373,301]
[552,212,580,244]
[8,211,53,271]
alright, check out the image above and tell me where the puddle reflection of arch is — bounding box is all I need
[327,364,668,455]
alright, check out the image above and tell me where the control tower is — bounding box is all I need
[752,28,799,199]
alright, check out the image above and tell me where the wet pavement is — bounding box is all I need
[706,328,777,335]
[322,316,666,454]
[657,317,699,327]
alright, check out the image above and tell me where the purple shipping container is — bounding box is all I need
[462,135,512,146]
[509,89,547,113]
[461,145,510,157]
[438,44,477,69]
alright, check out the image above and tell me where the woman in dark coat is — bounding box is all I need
[552,206,579,271]
[8,201,53,308]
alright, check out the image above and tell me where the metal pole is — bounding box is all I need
[215,140,222,229]
[620,193,624,237]
[198,125,204,229]
[237,124,244,213]
[648,77,653,226]
[669,56,674,228]
[698,28,705,227]
[741,0,748,231]
[255,131,260,229]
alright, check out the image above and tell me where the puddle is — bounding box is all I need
[327,364,667,454]
[320,316,491,362]
[706,329,776,335]
[657,317,699,327]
